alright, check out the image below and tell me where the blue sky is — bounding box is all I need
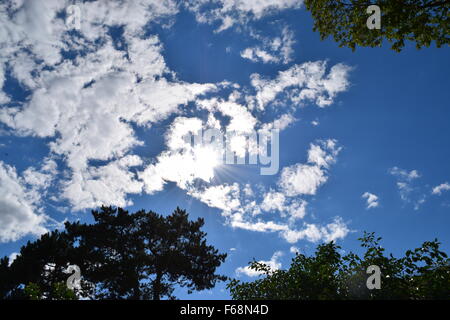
[0,1,449,299]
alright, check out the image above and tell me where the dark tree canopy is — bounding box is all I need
[304,0,450,52]
[228,232,450,300]
[0,230,81,300]
[1,206,227,300]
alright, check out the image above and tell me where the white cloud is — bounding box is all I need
[432,182,450,195]
[189,183,241,212]
[362,192,379,209]
[278,26,295,64]
[389,167,421,181]
[308,139,340,168]
[389,167,425,209]
[187,183,284,232]
[0,62,10,104]
[79,0,179,40]
[197,98,258,134]
[261,190,307,220]
[241,47,279,64]
[0,0,67,66]
[63,155,144,211]
[224,0,302,19]
[242,184,254,197]
[2,42,215,175]
[289,246,299,254]
[187,182,287,233]
[0,162,49,242]
[187,178,349,244]
[21,158,58,197]
[8,252,19,266]
[281,217,349,243]
[187,0,303,32]
[279,139,340,196]
[250,61,351,110]
[240,26,295,64]
[260,191,286,212]
[0,0,179,82]
[165,117,204,150]
[282,223,322,243]
[271,113,297,130]
[236,251,283,277]
[279,163,326,196]
[140,117,225,193]
[285,200,307,220]
[259,114,296,138]
[230,218,288,232]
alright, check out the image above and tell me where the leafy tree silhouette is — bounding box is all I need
[228,232,450,300]
[1,206,227,300]
[304,0,449,52]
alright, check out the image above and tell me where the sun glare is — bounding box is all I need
[193,146,222,174]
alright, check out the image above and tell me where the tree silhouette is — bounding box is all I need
[228,232,450,300]
[304,0,449,52]
[1,206,227,300]
[0,230,82,299]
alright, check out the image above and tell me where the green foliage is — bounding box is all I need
[24,282,41,300]
[228,232,450,300]
[24,282,77,300]
[1,206,227,300]
[304,0,450,52]
[0,230,88,299]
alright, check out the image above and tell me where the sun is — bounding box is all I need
[192,145,222,180]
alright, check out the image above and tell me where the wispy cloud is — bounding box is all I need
[389,167,425,210]
[236,251,283,277]
[432,182,450,195]
[362,192,379,209]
